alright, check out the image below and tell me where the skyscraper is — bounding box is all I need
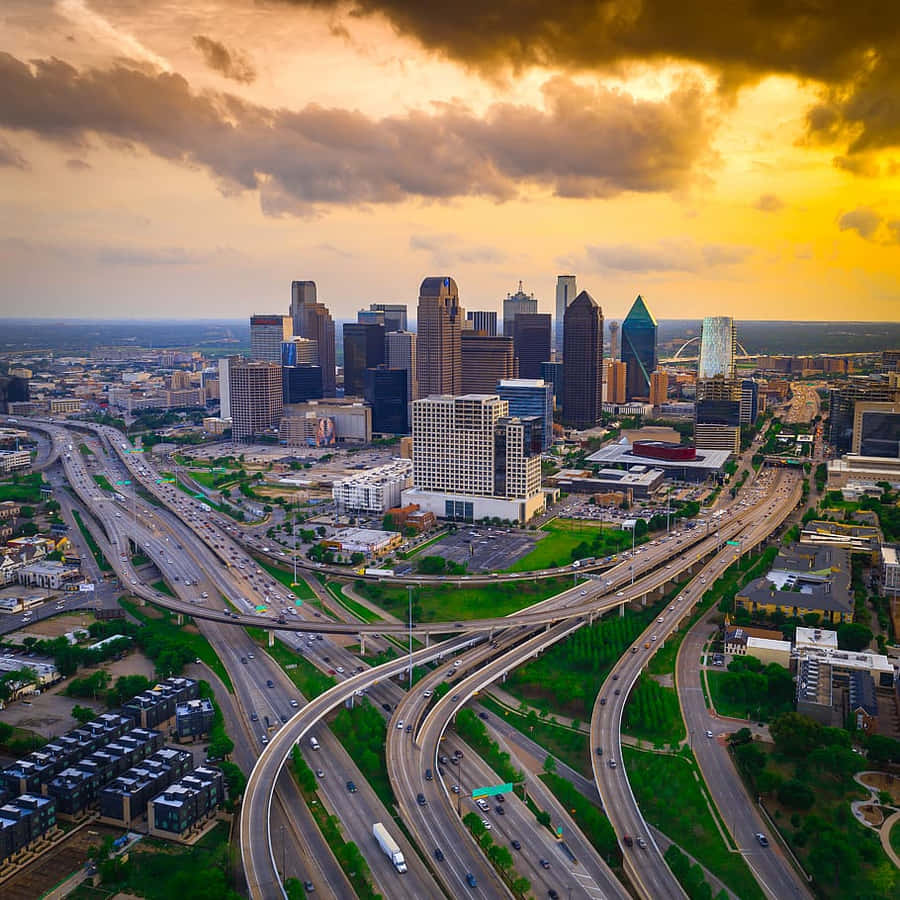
[385,330,417,405]
[369,303,408,332]
[461,334,516,393]
[342,323,385,397]
[250,315,292,362]
[541,361,564,408]
[650,370,669,407]
[502,281,538,337]
[555,275,577,356]
[416,276,463,397]
[603,360,627,404]
[229,360,283,440]
[513,313,552,379]
[497,379,554,450]
[466,310,498,336]
[365,367,409,434]
[281,338,318,367]
[608,321,620,361]
[282,365,323,403]
[218,357,232,419]
[697,316,736,380]
[621,295,658,401]
[290,280,336,396]
[563,291,604,428]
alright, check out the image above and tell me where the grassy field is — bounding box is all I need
[255,557,316,600]
[506,519,633,572]
[0,473,44,503]
[71,508,112,571]
[324,582,382,623]
[92,474,114,493]
[623,746,765,900]
[246,629,336,698]
[622,676,686,747]
[355,575,571,622]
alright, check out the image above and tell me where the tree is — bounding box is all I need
[777,779,814,809]
[542,754,557,775]
[836,622,872,651]
[382,513,395,531]
[71,704,96,725]
[866,734,900,765]
[770,712,822,757]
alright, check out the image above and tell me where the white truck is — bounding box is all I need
[373,822,407,873]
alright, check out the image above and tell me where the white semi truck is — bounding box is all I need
[373,822,407,873]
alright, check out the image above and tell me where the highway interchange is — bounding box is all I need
[5,413,813,900]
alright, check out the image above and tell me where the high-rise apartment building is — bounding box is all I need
[290,280,336,396]
[563,291,604,428]
[385,330,417,404]
[416,276,463,397]
[739,378,759,424]
[229,360,283,440]
[218,357,232,419]
[250,315,292,363]
[608,321,620,361]
[650,370,669,407]
[497,379,554,450]
[621,295,657,401]
[603,360,627,404]
[369,304,408,332]
[461,333,516,393]
[555,275,577,355]
[466,310,498,336]
[364,367,410,434]
[402,394,544,523]
[503,281,538,337]
[342,323,385,396]
[513,313,552,379]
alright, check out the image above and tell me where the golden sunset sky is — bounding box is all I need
[1,0,899,322]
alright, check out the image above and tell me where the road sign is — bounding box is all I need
[79,583,95,592]
[472,783,512,799]
[115,480,131,486]
[726,540,740,546]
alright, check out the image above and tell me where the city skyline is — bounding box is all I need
[1,3,899,322]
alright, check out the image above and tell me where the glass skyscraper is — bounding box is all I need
[621,295,658,401]
[697,316,736,380]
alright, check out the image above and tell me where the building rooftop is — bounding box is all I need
[745,636,792,654]
[849,670,878,717]
[587,439,731,471]
[794,626,839,651]
[797,658,832,707]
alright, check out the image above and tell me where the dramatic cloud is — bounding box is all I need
[65,158,91,171]
[294,1,900,159]
[566,239,752,274]
[192,35,257,83]
[0,53,715,215]
[410,234,507,266]
[754,193,784,213]
[0,136,28,169]
[838,207,882,240]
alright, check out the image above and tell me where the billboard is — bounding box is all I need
[314,416,336,447]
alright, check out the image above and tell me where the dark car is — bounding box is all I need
[612,674,619,680]
[266,679,274,688]
[614,688,621,695]
[434,848,444,862]
[417,793,426,806]
[511,840,521,851]
[496,805,505,815]
[596,746,603,756]
[250,712,259,722]
[549,891,559,900]
[425,769,433,781]
[346,781,358,793]
[466,873,477,888]
[539,858,550,869]
[600,697,607,705]
[478,712,488,720]
[406,724,412,733]
[303,881,314,893]
[381,703,392,712]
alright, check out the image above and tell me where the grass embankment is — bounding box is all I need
[622,676,685,747]
[623,746,765,900]
[540,772,619,866]
[78,443,94,457]
[254,557,315,600]
[323,582,382,623]
[118,597,233,692]
[706,667,794,723]
[506,519,634,572]
[0,473,44,503]
[71,507,112,571]
[245,628,336,698]
[152,579,174,597]
[329,701,394,809]
[92,474,114,493]
[356,575,571,622]
[70,821,240,900]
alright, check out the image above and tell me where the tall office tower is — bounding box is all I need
[385,330,417,404]
[555,275,577,355]
[603,360,627,404]
[497,379,554,450]
[513,313,552,379]
[502,281,538,337]
[365,367,410,434]
[461,333,516,393]
[608,321,620,361]
[739,378,759,424]
[281,337,318,367]
[357,309,384,326]
[370,303,407,332]
[852,401,900,457]
[829,376,900,452]
[404,394,544,523]
[250,315,292,362]
[698,316,736,380]
[467,310,498,336]
[650,370,669,407]
[621,295,658,401]
[218,357,232,419]
[563,291,604,428]
[416,276,463,397]
[229,360,283,440]
[283,365,323,404]
[290,280,336,396]
[540,361,564,408]
[342,323,385,397]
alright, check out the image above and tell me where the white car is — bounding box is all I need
[396,720,404,730]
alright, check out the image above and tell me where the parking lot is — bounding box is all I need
[408,527,541,573]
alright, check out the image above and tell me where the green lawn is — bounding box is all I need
[92,474,114,493]
[355,575,571,622]
[246,629,336,698]
[152,579,175,597]
[324,582,382,623]
[622,676,685,747]
[0,473,44,503]
[623,746,765,900]
[254,557,315,600]
[71,508,112,571]
[506,519,633,572]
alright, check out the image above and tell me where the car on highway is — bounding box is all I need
[511,839,521,850]
[266,679,274,688]
[608,759,617,768]
[434,848,444,861]
[466,873,477,888]
[481,819,492,830]
[596,746,603,756]
[315,769,324,778]
[539,858,550,869]
[755,833,769,847]
[706,729,714,738]
[346,781,358,793]
[600,697,607,705]
[637,836,647,849]
[416,793,426,806]
[549,890,560,900]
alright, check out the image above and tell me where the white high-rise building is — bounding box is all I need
[229,360,283,440]
[555,275,577,356]
[250,315,292,362]
[218,357,232,419]
[401,394,545,523]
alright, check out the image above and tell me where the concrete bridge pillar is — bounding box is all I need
[642,594,647,607]
[175,613,183,625]
[619,603,625,618]
[425,632,430,648]
[268,630,275,648]
[359,633,366,655]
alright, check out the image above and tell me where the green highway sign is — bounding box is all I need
[472,783,512,799]
[194,493,205,499]
[726,540,741,546]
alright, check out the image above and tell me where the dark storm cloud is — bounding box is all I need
[293,1,900,157]
[0,53,715,215]
[192,35,257,83]
[838,207,882,240]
